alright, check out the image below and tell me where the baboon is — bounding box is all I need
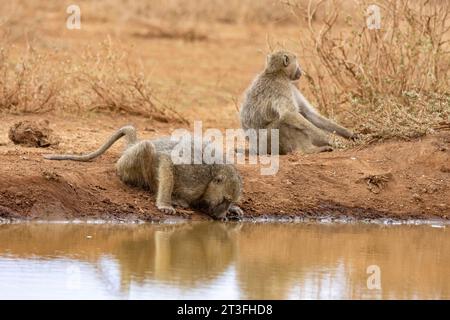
[240,50,356,155]
[43,126,243,220]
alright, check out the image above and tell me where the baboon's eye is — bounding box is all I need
[283,55,290,67]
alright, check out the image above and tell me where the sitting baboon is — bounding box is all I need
[240,50,356,155]
[44,126,243,220]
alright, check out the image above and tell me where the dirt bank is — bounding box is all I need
[0,115,449,223]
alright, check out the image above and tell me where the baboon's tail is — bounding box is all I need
[43,125,137,161]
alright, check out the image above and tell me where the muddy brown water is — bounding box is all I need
[0,222,448,299]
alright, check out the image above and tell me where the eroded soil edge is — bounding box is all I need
[1,126,449,223]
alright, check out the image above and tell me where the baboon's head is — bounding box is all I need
[196,165,242,219]
[265,51,302,81]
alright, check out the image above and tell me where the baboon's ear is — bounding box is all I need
[283,54,290,67]
[266,54,272,66]
[213,174,226,184]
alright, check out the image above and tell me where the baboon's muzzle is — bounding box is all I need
[195,199,231,219]
[293,68,302,80]
[210,200,231,219]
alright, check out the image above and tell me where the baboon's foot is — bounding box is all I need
[157,205,176,215]
[172,199,190,208]
[319,146,334,153]
[294,145,333,155]
[304,146,333,154]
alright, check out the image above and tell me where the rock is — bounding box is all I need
[42,170,61,181]
[0,205,20,218]
[8,120,59,148]
[440,166,450,173]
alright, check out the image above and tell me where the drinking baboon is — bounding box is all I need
[44,126,243,220]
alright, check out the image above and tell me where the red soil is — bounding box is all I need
[1,115,449,222]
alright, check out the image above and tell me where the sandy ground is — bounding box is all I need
[0,4,449,222]
[0,114,449,222]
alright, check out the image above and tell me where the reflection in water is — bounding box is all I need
[0,222,448,299]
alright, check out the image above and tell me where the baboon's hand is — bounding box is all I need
[350,133,361,141]
[157,205,176,215]
[228,205,244,219]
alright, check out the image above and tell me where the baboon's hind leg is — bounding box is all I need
[117,140,155,190]
[302,143,333,154]
[278,112,333,154]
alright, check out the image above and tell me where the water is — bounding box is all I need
[0,222,448,299]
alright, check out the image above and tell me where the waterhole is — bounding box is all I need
[0,222,448,299]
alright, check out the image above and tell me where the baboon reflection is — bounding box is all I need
[114,223,236,289]
[0,223,236,292]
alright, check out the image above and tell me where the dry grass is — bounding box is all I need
[293,0,450,143]
[0,0,298,42]
[87,0,297,25]
[0,40,187,124]
[74,40,187,123]
[1,0,449,142]
[0,46,62,113]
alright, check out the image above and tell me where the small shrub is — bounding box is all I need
[294,0,450,143]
